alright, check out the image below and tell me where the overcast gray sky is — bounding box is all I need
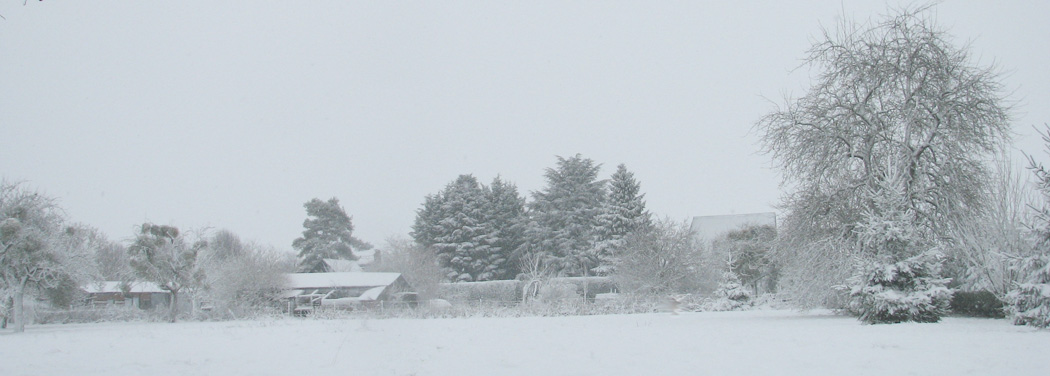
[2,1,1048,252]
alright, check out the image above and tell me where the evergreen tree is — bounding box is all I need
[411,175,527,282]
[292,197,366,273]
[593,164,652,274]
[526,154,607,276]
[1008,126,1050,328]
[482,177,527,280]
[723,224,777,295]
[412,175,491,282]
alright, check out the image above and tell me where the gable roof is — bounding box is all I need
[283,272,404,290]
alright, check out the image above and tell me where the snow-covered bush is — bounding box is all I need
[707,272,753,311]
[845,252,952,324]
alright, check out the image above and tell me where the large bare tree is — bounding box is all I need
[1,182,90,332]
[757,6,1011,307]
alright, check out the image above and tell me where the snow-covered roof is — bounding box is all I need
[322,258,363,272]
[358,286,387,300]
[82,281,168,294]
[283,272,403,290]
[352,248,376,266]
[689,212,776,242]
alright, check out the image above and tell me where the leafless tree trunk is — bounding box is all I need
[168,289,179,323]
[13,275,28,333]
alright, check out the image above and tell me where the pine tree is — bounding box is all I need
[526,154,607,276]
[292,197,365,273]
[593,164,652,274]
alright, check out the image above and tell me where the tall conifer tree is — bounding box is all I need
[593,164,652,274]
[293,198,366,272]
[526,154,607,276]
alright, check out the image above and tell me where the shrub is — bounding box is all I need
[707,272,753,311]
[950,290,1005,318]
[440,280,522,304]
[34,307,155,324]
[845,252,952,324]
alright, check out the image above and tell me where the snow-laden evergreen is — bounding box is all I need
[411,175,525,282]
[483,177,527,280]
[413,175,489,282]
[709,271,754,311]
[844,167,953,324]
[592,164,652,275]
[1007,131,1050,327]
[1008,255,1050,328]
[845,252,952,324]
[526,155,607,277]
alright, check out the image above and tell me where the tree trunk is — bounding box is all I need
[1,296,11,329]
[168,290,179,323]
[13,276,28,333]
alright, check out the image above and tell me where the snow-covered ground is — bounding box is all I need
[2,310,1047,375]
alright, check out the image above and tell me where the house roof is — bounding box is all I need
[283,272,403,290]
[689,212,777,242]
[322,258,363,272]
[82,281,168,294]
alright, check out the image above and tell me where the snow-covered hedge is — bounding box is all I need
[440,280,522,304]
[845,252,952,324]
[949,290,1005,318]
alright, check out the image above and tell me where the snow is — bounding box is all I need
[1,310,1047,375]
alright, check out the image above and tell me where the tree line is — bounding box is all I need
[407,155,653,282]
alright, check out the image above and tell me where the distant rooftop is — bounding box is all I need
[689,212,777,242]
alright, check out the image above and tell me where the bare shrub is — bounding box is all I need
[611,218,707,295]
[372,236,447,301]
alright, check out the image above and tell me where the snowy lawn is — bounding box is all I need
[1,310,1047,376]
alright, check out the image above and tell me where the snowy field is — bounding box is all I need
[2,310,1048,376]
